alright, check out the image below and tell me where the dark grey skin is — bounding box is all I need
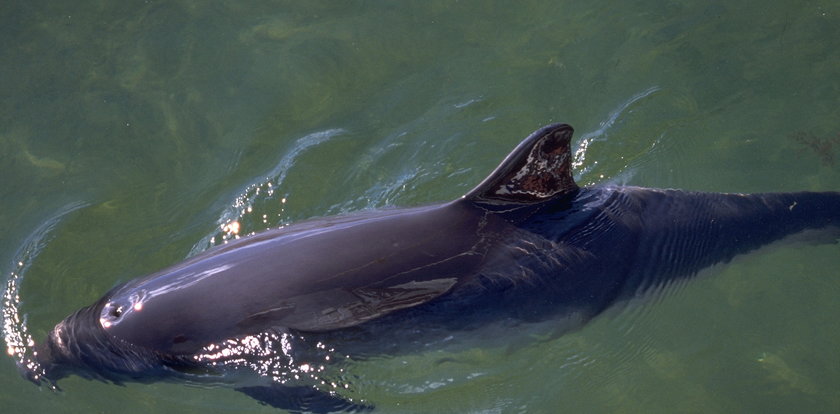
[25,124,840,412]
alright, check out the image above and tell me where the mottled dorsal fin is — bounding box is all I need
[464,123,579,204]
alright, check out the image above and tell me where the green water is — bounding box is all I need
[1,1,838,412]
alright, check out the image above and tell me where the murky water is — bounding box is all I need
[2,1,838,412]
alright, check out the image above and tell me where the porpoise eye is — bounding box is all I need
[110,306,123,318]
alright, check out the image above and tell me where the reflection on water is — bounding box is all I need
[189,129,346,257]
[191,329,362,404]
[573,86,661,179]
[2,201,88,389]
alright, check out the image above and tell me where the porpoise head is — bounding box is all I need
[31,289,198,387]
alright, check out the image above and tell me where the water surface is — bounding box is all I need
[1,1,838,412]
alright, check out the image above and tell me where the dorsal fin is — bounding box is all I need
[464,123,579,204]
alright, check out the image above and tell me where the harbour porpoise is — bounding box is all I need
[20,123,840,412]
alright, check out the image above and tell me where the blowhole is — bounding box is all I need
[104,303,124,319]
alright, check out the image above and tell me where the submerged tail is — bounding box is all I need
[622,189,840,294]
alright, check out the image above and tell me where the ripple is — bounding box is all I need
[188,128,346,256]
[573,86,661,180]
[2,201,88,389]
